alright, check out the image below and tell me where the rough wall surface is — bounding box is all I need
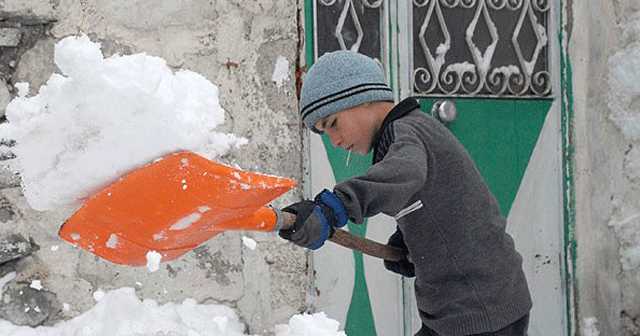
[571,0,640,335]
[0,1,308,334]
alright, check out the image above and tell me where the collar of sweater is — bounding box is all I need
[371,97,420,160]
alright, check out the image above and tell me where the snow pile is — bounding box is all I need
[275,312,346,336]
[0,287,247,336]
[0,288,347,336]
[608,18,640,139]
[0,34,246,211]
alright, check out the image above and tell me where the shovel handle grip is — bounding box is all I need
[278,211,406,262]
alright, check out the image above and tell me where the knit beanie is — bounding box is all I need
[300,51,394,133]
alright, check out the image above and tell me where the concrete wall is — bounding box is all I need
[0,1,308,334]
[570,0,640,335]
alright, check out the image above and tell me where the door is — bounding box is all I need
[305,1,566,335]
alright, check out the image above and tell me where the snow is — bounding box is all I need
[0,34,347,336]
[0,34,246,211]
[271,56,290,88]
[275,313,346,336]
[607,18,640,271]
[608,212,640,271]
[170,205,212,230]
[242,236,257,250]
[93,289,105,302]
[14,82,29,97]
[170,212,202,231]
[106,234,119,249]
[581,317,600,336]
[432,42,450,75]
[146,250,162,272]
[445,62,476,77]
[465,3,497,77]
[490,65,521,78]
[608,20,640,139]
[29,280,43,291]
[0,288,346,336]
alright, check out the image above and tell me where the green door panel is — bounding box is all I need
[321,136,377,335]
[419,99,552,216]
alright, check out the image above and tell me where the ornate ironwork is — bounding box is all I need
[314,0,386,62]
[412,0,551,97]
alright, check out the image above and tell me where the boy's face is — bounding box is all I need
[314,104,378,155]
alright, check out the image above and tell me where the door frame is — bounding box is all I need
[300,0,578,335]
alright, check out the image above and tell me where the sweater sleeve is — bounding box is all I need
[333,122,428,224]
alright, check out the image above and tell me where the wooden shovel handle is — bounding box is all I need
[278,211,406,262]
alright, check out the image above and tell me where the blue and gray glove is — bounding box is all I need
[279,190,348,250]
[279,200,334,250]
[383,228,415,277]
[314,189,348,228]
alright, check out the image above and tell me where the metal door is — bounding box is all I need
[305,1,566,335]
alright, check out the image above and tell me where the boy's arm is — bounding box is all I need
[334,123,428,224]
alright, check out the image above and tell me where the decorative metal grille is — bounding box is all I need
[313,0,386,62]
[412,0,551,98]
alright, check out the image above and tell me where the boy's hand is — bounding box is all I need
[279,200,334,250]
[383,228,415,277]
[314,189,348,227]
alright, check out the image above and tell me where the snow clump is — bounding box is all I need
[0,34,246,211]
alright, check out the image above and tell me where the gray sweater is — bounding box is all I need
[333,99,532,335]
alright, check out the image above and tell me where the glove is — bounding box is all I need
[314,189,348,228]
[279,200,334,250]
[383,228,415,277]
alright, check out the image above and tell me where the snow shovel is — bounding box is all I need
[59,151,404,266]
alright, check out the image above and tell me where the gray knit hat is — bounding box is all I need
[300,51,393,133]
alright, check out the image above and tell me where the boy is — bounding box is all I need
[279,50,531,336]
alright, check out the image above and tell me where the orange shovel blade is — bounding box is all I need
[59,151,295,266]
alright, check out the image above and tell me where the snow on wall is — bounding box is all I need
[608,21,640,140]
[604,2,640,335]
[1,35,246,211]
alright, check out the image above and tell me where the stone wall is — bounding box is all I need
[0,1,308,334]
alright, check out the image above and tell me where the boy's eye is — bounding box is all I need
[330,119,337,128]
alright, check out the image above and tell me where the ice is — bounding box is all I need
[0,34,246,211]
